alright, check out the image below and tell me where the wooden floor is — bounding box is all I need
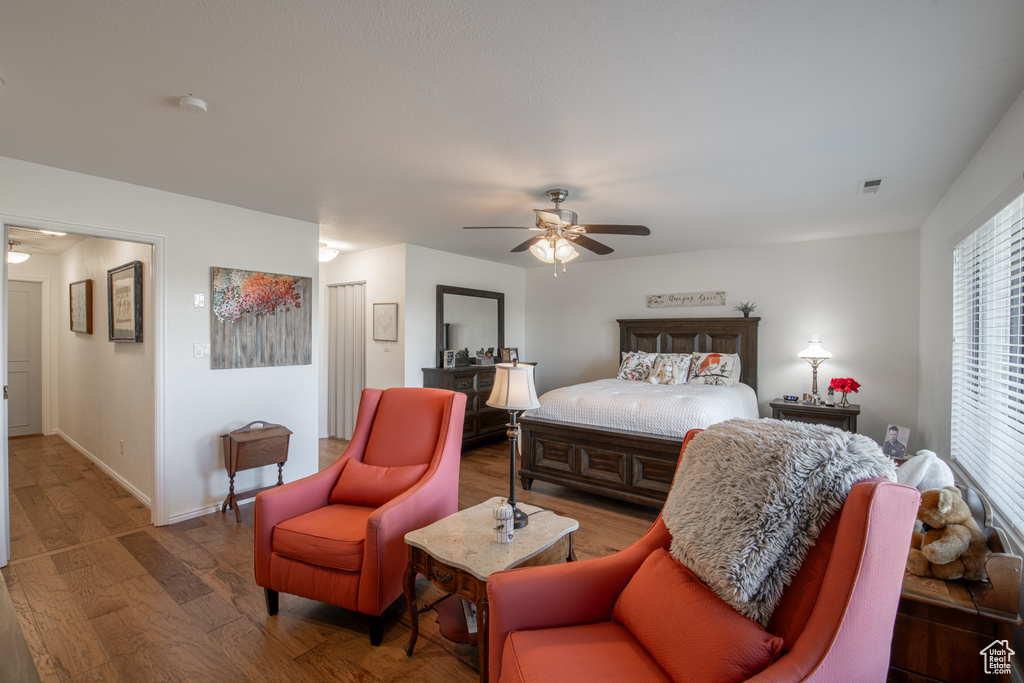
[3,434,659,682]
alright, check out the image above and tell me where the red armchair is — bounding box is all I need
[487,431,920,682]
[254,387,466,645]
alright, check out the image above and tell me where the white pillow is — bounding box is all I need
[688,352,741,386]
[648,357,688,385]
[616,351,656,381]
[655,353,692,382]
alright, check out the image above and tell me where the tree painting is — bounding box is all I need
[210,267,312,369]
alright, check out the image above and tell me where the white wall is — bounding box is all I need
[0,156,320,523]
[526,231,921,446]
[405,245,527,388]
[918,86,1024,459]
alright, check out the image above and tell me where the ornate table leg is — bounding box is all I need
[276,462,284,486]
[403,558,419,657]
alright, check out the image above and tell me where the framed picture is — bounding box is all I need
[373,302,398,341]
[882,424,910,459]
[107,261,143,342]
[501,347,519,363]
[443,349,455,368]
[69,279,93,334]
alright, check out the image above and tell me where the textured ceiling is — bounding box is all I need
[2,1,1024,267]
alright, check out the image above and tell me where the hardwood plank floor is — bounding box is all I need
[5,434,660,682]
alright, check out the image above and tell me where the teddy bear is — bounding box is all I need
[906,486,990,581]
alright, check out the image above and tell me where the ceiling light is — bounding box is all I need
[318,243,340,262]
[179,95,208,113]
[38,230,66,236]
[8,241,29,264]
[529,240,555,264]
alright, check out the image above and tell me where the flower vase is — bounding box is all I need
[839,392,850,407]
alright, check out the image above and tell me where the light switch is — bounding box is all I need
[194,293,205,307]
[194,342,211,358]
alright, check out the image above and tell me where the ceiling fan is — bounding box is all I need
[464,189,651,275]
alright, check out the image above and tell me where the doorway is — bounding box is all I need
[7,280,42,437]
[327,282,366,439]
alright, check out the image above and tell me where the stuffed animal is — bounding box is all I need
[896,450,955,491]
[907,486,990,581]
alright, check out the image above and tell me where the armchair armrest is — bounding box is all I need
[486,519,670,683]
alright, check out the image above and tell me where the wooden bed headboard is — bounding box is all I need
[618,317,760,394]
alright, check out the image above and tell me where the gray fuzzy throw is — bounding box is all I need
[663,418,896,626]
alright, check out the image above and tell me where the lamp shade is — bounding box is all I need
[486,363,540,411]
[798,334,832,361]
[529,240,555,264]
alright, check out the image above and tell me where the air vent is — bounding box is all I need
[859,178,883,194]
[7,226,62,240]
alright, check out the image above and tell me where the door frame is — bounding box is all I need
[0,212,167,566]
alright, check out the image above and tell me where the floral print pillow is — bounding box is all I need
[688,352,741,386]
[616,351,656,381]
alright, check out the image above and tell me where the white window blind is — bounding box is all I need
[952,190,1024,535]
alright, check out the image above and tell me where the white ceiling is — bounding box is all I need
[2,1,1024,267]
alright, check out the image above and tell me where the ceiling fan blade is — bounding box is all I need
[572,234,614,255]
[579,224,651,236]
[511,235,544,253]
[463,226,534,230]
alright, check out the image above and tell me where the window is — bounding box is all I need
[952,190,1024,535]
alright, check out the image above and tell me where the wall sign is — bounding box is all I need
[646,291,726,308]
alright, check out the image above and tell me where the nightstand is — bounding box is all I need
[770,398,859,433]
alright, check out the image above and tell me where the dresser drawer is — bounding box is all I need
[478,371,495,390]
[453,373,476,391]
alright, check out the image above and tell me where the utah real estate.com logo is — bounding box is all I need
[980,639,1014,675]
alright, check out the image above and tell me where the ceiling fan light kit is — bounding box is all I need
[464,188,650,276]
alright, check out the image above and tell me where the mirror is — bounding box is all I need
[436,285,505,366]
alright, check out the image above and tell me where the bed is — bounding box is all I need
[518,317,760,507]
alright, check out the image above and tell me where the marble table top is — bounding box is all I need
[405,497,579,581]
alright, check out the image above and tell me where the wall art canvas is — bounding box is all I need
[373,302,398,341]
[210,267,312,369]
[70,279,93,334]
[107,262,143,342]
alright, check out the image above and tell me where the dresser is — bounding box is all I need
[423,366,508,449]
[769,398,860,433]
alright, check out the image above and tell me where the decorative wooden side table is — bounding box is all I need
[403,497,578,683]
[220,420,291,522]
[769,398,860,433]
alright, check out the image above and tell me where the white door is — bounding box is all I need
[2,224,9,565]
[328,282,366,439]
[7,280,42,436]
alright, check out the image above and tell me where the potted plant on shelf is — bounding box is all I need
[734,301,757,317]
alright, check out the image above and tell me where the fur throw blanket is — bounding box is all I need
[663,418,896,626]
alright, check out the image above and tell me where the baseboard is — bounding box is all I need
[53,430,152,509]
[166,497,254,525]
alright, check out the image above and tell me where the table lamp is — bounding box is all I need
[798,335,832,399]
[486,361,540,529]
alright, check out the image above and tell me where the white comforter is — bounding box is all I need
[524,378,759,438]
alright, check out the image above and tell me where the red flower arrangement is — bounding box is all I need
[829,377,861,393]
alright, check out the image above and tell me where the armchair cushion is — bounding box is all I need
[501,621,672,683]
[271,503,374,572]
[328,459,429,506]
[362,390,445,467]
[612,548,783,682]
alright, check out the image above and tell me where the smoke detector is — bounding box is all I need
[179,95,208,113]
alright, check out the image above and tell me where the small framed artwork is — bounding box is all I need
[69,279,93,334]
[107,261,143,342]
[373,302,398,341]
[443,349,456,368]
[882,424,910,459]
[500,347,519,363]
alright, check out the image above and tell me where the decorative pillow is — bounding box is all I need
[328,459,429,507]
[648,358,687,385]
[655,353,692,383]
[688,352,741,386]
[613,548,784,682]
[616,351,656,381]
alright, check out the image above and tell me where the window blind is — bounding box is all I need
[951,190,1024,535]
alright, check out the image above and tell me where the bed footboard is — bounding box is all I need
[518,416,684,507]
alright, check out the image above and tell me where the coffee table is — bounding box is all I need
[403,497,578,683]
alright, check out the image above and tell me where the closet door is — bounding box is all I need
[328,282,365,439]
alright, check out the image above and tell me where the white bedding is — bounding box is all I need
[524,378,759,438]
